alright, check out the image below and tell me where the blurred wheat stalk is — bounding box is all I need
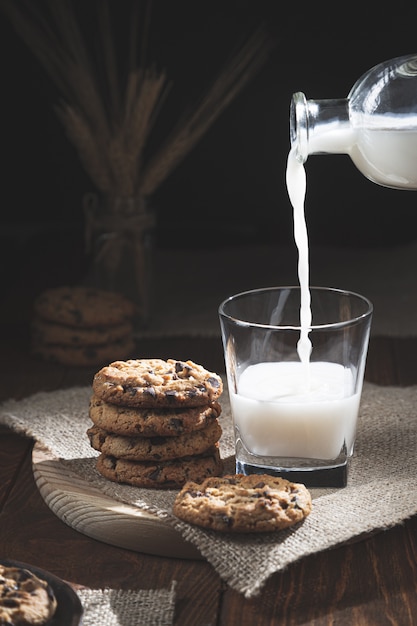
[1,0,273,199]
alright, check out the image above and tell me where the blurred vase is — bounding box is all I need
[83,193,155,328]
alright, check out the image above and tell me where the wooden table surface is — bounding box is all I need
[1,312,417,625]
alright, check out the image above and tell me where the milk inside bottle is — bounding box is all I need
[290,53,417,189]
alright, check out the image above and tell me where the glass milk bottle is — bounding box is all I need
[290,53,417,189]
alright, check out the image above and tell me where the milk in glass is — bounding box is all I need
[231,361,360,461]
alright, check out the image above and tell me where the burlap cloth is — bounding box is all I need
[77,584,176,626]
[1,381,417,598]
[143,241,417,338]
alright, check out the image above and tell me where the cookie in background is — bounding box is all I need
[31,286,136,367]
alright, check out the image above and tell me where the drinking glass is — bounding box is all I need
[219,286,373,487]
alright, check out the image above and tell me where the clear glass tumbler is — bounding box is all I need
[219,286,373,487]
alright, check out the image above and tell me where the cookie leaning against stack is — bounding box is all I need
[88,358,224,488]
[173,474,312,533]
[32,286,136,367]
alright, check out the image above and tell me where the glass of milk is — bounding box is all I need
[219,286,373,487]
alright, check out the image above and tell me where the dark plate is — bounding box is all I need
[0,559,83,626]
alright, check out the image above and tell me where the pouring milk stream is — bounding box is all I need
[289,52,417,368]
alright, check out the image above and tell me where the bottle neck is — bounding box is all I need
[290,92,351,163]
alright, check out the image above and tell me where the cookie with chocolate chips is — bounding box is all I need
[32,316,133,346]
[173,474,312,533]
[92,358,223,408]
[34,286,135,328]
[96,446,223,488]
[87,418,222,461]
[32,286,136,366]
[89,394,221,437]
[32,334,135,367]
[0,564,57,625]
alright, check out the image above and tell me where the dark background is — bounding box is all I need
[1,0,417,283]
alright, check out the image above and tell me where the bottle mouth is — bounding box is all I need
[290,91,308,163]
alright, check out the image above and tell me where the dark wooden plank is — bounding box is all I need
[366,336,417,387]
[365,336,399,385]
[0,433,32,512]
[220,516,417,625]
[391,337,417,386]
[0,322,68,401]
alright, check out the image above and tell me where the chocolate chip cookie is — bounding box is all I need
[87,418,222,461]
[34,286,135,327]
[32,334,135,367]
[96,446,223,488]
[173,474,312,532]
[89,394,221,437]
[32,316,133,346]
[32,286,136,366]
[92,358,223,408]
[0,564,57,625]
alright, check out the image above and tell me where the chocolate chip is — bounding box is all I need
[186,489,203,498]
[291,496,302,509]
[2,598,19,607]
[207,376,220,388]
[124,385,139,396]
[175,362,192,377]
[143,386,156,397]
[216,514,232,527]
[169,418,183,432]
[148,467,161,480]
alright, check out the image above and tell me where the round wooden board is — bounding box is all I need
[32,443,202,560]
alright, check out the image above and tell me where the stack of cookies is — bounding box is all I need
[87,358,224,489]
[32,286,136,367]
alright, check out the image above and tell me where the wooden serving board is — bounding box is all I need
[32,443,202,560]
